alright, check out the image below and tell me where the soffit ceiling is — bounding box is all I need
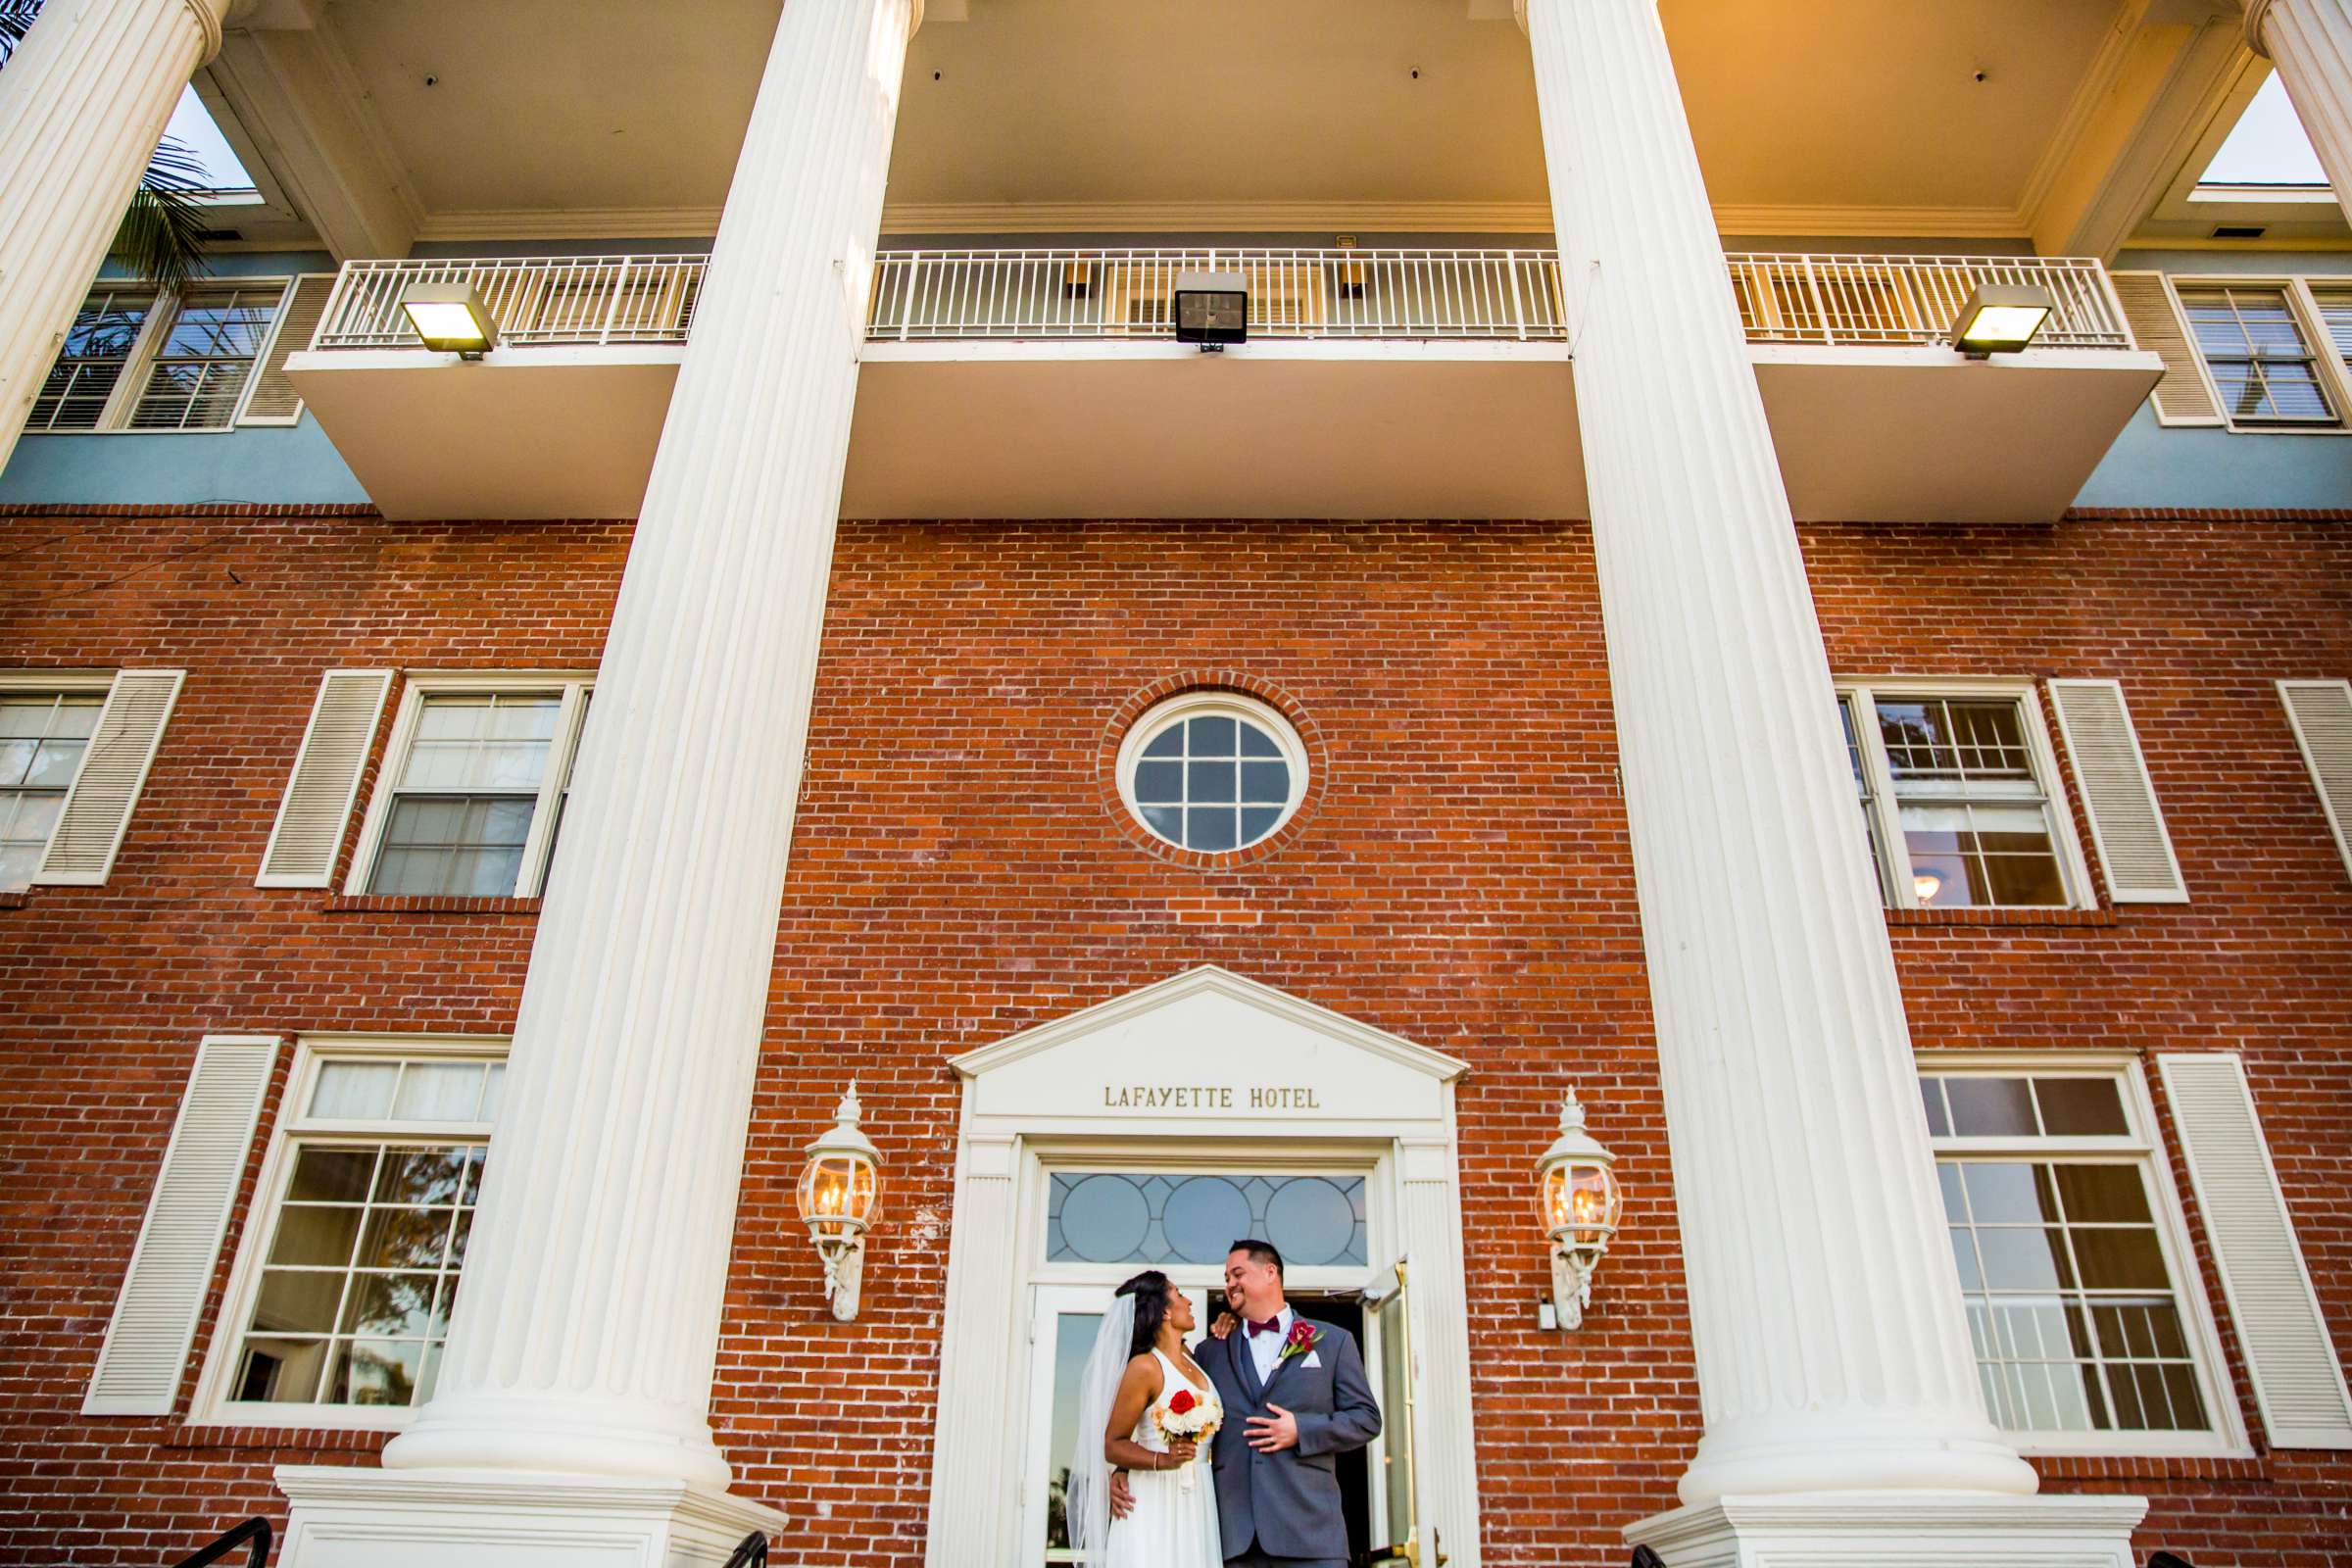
[312,0,2136,233]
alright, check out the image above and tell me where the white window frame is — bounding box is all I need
[0,669,119,887]
[1921,1052,2247,1459]
[2171,274,2352,436]
[1115,690,1309,854]
[1840,677,2097,911]
[344,671,595,899]
[23,276,297,435]
[190,1033,508,1433]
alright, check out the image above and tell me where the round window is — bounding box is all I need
[1118,693,1307,854]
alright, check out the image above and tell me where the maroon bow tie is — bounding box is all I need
[1247,1316,1281,1337]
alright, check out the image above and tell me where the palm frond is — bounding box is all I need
[113,136,215,292]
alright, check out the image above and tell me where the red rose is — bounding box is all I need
[1169,1388,1197,1415]
[1286,1321,1316,1348]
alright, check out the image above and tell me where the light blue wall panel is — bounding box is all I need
[2076,248,2352,510]
[1,250,369,508]
[0,420,368,507]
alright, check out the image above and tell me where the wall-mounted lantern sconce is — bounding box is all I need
[1536,1087,1621,1331]
[1173,270,1248,347]
[1948,282,2054,359]
[400,281,500,359]
[797,1084,881,1321]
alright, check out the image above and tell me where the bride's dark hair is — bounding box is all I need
[1115,1269,1173,1357]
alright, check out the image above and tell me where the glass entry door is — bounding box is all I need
[1360,1259,1426,1566]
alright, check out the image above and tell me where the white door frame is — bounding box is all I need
[920,966,1481,1568]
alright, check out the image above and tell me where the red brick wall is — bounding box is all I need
[0,507,2346,1565]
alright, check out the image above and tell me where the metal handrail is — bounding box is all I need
[721,1530,769,1568]
[867,247,1567,340]
[311,255,708,349]
[1727,252,2131,349]
[170,1519,270,1568]
[304,249,2135,354]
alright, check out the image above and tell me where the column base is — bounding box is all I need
[277,1466,786,1568]
[1627,1491,2148,1568]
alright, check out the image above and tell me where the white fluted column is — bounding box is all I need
[373,0,918,1493]
[1518,0,2043,1514]
[0,0,227,475]
[2249,0,2352,219]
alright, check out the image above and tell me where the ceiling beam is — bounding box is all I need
[207,20,420,261]
[2025,0,2255,259]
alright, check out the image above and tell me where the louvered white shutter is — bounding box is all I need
[2110,270,2224,426]
[256,669,392,887]
[83,1036,278,1416]
[2158,1054,2352,1447]
[236,273,336,425]
[2278,679,2352,882]
[32,667,183,886]
[2047,678,2189,904]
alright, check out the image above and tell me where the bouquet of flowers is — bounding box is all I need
[1153,1384,1223,1491]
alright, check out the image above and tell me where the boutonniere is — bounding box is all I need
[1276,1319,1322,1363]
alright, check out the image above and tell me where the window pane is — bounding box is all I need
[358,1206,455,1271]
[1938,1144,2208,1436]
[267,1203,362,1267]
[392,1061,487,1123]
[1943,1077,2037,1136]
[1961,1162,2052,1223]
[2051,1163,2152,1224]
[325,1339,425,1406]
[234,1338,330,1403]
[374,1147,471,1205]
[311,1061,398,1120]
[27,291,153,430]
[251,1269,345,1334]
[286,1147,377,1202]
[1188,715,1237,756]
[336,1272,440,1338]
[2069,1227,2172,1291]
[372,793,536,897]
[2032,1077,2129,1137]
[1188,760,1237,802]
[1134,760,1182,803]
[1048,1172,1367,1268]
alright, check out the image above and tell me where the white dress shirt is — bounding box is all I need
[1245,1302,1295,1385]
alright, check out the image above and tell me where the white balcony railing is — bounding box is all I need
[867,249,1568,340]
[1726,253,2131,350]
[310,256,708,349]
[304,250,2134,354]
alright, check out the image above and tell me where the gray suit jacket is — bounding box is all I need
[1200,1312,1381,1562]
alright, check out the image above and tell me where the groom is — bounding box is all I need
[1200,1238,1381,1567]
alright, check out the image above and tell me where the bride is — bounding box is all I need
[1066,1270,1225,1566]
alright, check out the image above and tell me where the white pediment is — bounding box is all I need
[953,966,1466,1129]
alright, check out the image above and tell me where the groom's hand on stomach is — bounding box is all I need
[1245,1403,1298,1452]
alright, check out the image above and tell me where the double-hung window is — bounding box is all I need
[26,290,159,432]
[348,675,594,899]
[0,678,112,890]
[2177,284,2337,428]
[1841,683,2089,909]
[124,285,281,430]
[199,1041,503,1426]
[1921,1059,2239,1454]
[22,278,307,434]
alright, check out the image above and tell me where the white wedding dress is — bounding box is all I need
[1104,1347,1224,1568]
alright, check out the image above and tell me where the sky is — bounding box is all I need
[165,86,255,190]
[2202,74,2327,186]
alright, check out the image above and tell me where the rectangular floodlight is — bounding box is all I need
[1950,283,2055,358]
[400,281,500,357]
[1173,270,1248,345]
